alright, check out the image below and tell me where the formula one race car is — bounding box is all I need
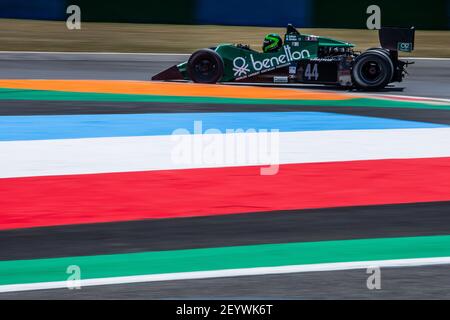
[152,24,415,90]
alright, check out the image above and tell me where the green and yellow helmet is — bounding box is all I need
[262,33,283,53]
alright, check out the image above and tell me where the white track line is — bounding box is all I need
[1,257,450,293]
[366,94,450,104]
[406,57,450,61]
[1,128,450,178]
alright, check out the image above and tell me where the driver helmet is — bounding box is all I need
[262,33,283,53]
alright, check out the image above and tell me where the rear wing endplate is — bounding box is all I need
[379,27,415,52]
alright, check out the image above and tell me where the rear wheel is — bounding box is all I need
[187,49,224,84]
[367,47,390,55]
[352,51,394,90]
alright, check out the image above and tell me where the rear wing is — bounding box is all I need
[379,27,415,52]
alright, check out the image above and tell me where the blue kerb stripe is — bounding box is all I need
[0,111,445,141]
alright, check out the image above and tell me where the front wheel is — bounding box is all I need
[352,50,394,90]
[187,49,224,84]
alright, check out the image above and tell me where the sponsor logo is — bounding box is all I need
[398,42,412,52]
[273,76,288,83]
[309,58,335,62]
[304,36,318,42]
[232,57,250,77]
[286,35,300,41]
[289,66,297,74]
[233,45,310,78]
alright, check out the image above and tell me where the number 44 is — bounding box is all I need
[305,63,319,81]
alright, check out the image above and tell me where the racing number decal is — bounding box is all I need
[304,63,319,81]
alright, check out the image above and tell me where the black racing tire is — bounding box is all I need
[367,47,390,55]
[187,49,224,84]
[352,50,394,90]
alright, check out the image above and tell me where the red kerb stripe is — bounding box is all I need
[1,157,449,230]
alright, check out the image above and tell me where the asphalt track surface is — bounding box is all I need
[2,202,450,261]
[1,52,450,299]
[0,52,449,99]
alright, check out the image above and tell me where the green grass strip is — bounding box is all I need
[1,235,450,286]
[0,88,449,110]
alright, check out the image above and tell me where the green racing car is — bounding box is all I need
[152,24,415,90]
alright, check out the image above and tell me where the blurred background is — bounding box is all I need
[0,0,449,56]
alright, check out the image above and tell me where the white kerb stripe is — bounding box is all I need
[0,128,450,178]
[1,257,450,293]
